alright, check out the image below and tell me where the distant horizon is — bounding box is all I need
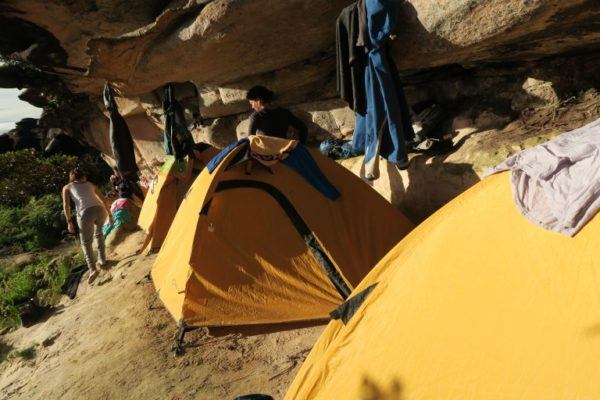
[0,88,43,134]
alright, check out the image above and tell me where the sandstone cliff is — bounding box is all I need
[1,0,599,218]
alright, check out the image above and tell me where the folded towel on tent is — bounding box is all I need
[248,135,298,166]
[485,118,600,236]
[205,137,339,200]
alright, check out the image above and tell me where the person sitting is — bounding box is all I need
[62,167,112,283]
[246,85,308,144]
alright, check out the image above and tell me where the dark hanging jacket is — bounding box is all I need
[103,83,139,179]
[336,1,368,115]
[163,83,196,160]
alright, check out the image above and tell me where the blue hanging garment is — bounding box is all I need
[350,0,415,178]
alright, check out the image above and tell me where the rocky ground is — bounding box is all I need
[0,231,324,400]
[344,89,600,222]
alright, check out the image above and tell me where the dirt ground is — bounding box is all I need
[0,231,324,400]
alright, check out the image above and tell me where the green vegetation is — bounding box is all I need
[13,345,36,361]
[0,339,13,363]
[0,252,84,331]
[0,149,111,208]
[0,339,37,364]
[0,195,65,252]
[0,141,111,332]
[0,149,111,252]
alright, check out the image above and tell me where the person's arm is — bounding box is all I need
[62,185,75,234]
[93,184,113,223]
[248,113,258,136]
[287,111,308,144]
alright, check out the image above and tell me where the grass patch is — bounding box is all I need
[0,339,13,363]
[0,253,83,331]
[12,345,36,361]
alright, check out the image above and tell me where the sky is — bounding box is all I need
[0,88,43,133]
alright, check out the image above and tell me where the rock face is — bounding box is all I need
[3,0,599,104]
[1,0,599,217]
[393,0,600,71]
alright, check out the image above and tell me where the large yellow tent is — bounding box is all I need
[151,136,414,329]
[138,145,218,252]
[285,171,600,400]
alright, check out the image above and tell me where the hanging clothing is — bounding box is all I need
[103,83,139,178]
[485,118,600,236]
[248,107,308,144]
[352,0,415,177]
[336,2,367,114]
[163,83,196,160]
[356,0,369,48]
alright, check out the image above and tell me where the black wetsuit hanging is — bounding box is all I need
[163,83,196,160]
[103,82,144,200]
[103,82,139,180]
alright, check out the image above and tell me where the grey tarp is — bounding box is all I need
[485,118,600,236]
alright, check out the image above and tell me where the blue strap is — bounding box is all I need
[206,138,249,173]
[282,146,341,201]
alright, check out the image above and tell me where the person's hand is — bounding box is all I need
[67,222,75,234]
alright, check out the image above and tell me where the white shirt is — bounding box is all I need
[68,182,103,217]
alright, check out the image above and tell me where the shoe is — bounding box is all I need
[97,260,107,269]
[88,269,99,284]
[396,158,411,170]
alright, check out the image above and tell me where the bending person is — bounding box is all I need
[246,85,308,144]
[62,167,112,283]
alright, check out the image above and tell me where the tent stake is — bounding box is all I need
[173,320,187,356]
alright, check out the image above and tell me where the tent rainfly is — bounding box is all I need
[151,136,414,347]
[285,171,600,400]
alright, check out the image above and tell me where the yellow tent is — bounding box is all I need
[151,136,414,329]
[138,145,218,252]
[285,171,600,400]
